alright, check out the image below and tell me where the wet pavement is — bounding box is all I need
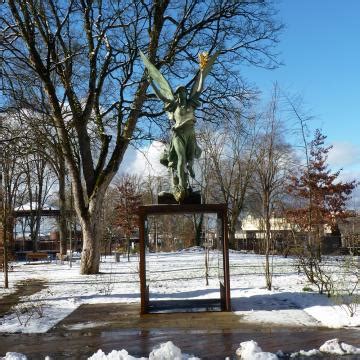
[0,303,359,359]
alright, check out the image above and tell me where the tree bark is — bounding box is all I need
[58,165,68,256]
[264,195,272,290]
[2,181,9,288]
[193,214,203,247]
[80,216,102,274]
[78,190,106,274]
[127,234,131,262]
[228,208,239,250]
[228,230,236,251]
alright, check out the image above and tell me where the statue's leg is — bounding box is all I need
[172,137,186,189]
[172,169,179,186]
[186,130,196,178]
[187,160,195,178]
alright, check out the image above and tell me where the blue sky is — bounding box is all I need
[244,0,360,174]
[123,1,360,187]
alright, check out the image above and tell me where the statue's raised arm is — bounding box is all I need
[190,51,220,104]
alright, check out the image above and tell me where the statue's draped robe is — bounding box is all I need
[163,103,201,170]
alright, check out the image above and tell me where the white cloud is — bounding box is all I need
[120,141,168,177]
[328,141,360,168]
[334,168,360,208]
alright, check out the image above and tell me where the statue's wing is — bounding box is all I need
[190,50,220,98]
[140,51,174,102]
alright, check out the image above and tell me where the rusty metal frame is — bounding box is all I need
[138,204,231,314]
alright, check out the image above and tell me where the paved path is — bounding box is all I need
[0,303,359,359]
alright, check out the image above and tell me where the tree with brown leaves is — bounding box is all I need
[114,175,143,261]
[286,129,357,254]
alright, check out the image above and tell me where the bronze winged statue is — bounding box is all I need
[140,50,219,202]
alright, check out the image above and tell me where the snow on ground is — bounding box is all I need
[236,339,360,359]
[2,339,360,360]
[0,250,359,334]
[87,341,201,360]
[236,340,278,359]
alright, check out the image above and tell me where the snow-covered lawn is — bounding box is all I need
[0,249,358,334]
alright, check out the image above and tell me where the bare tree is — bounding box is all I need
[191,128,216,246]
[200,113,258,248]
[141,174,169,251]
[1,113,28,287]
[1,0,282,274]
[101,185,122,257]
[114,174,143,261]
[17,148,56,251]
[17,107,70,255]
[0,162,6,288]
[1,116,27,249]
[251,87,293,290]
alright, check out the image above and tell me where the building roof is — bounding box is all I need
[14,202,59,211]
[240,214,296,232]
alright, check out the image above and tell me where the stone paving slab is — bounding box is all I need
[0,303,359,359]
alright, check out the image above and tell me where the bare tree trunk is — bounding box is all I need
[205,245,209,286]
[58,162,68,256]
[1,172,9,287]
[31,222,38,252]
[79,192,105,275]
[193,214,203,247]
[126,234,131,262]
[228,230,236,250]
[33,208,41,252]
[264,197,272,290]
[154,220,158,252]
[228,209,239,250]
[3,222,9,289]
[316,226,322,262]
[80,216,102,274]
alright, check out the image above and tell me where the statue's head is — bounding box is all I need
[175,86,187,104]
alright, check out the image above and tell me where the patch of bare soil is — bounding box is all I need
[0,279,46,317]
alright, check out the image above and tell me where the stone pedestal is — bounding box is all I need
[158,190,201,204]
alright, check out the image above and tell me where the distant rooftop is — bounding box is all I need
[14,202,59,211]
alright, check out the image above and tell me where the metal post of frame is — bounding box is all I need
[139,209,148,314]
[138,204,231,314]
[220,209,231,311]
